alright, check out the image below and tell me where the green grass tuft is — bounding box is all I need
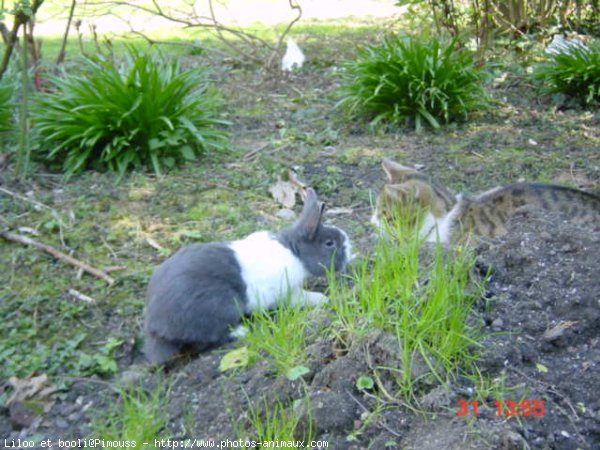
[328,209,482,395]
[91,383,168,448]
[31,45,229,179]
[338,34,489,130]
[234,395,313,443]
[243,296,320,377]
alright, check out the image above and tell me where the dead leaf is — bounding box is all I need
[269,180,297,208]
[269,169,309,207]
[8,374,57,413]
[543,320,577,341]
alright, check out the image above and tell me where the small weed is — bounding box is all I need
[234,395,313,443]
[90,382,168,448]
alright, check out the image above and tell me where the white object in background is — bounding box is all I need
[545,34,587,55]
[281,37,305,72]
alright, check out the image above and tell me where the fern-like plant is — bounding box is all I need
[0,78,14,135]
[32,46,228,178]
[535,39,600,106]
[339,34,489,129]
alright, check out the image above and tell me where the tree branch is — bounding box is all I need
[87,0,301,70]
[57,0,77,64]
[0,0,44,81]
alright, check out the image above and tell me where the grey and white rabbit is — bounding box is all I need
[143,188,352,364]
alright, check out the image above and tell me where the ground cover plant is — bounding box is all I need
[338,34,489,129]
[31,46,228,179]
[1,5,600,449]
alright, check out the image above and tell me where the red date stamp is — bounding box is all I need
[456,399,546,417]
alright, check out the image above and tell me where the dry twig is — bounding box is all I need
[1,230,115,285]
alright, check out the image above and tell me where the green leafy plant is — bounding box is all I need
[31,46,228,179]
[535,40,600,106]
[356,375,375,391]
[78,337,123,376]
[339,34,489,129]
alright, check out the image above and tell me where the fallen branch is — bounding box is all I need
[1,230,115,285]
[0,186,52,211]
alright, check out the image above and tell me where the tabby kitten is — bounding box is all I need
[372,159,600,243]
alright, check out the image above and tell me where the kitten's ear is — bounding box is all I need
[297,188,325,240]
[382,159,418,183]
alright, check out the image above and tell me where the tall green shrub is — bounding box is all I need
[339,34,489,130]
[535,40,600,106]
[31,46,228,179]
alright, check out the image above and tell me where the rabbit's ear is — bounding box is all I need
[297,188,325,240]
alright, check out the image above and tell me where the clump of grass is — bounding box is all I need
[91,383,167,448]
[328,209,482,394]
[236,396,312,443]
[243,296,319,377]
[338,34,489,129]
[31,45,228,179]
[535,39,600,106]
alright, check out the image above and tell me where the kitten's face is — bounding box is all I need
[372,159,456,229]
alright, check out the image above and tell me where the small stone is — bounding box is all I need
[491,318,504,329]
[56,417,69,429]
[118,368,146,387]
[307,391,358,433]
[276,208,296,221]
[8,401,35,430]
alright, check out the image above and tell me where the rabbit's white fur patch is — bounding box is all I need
[230,231,307,311]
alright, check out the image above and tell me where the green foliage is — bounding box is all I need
[339,34,489,129]
[78,337,123,375]
[31,46,228,179]
[356,375,375,391]
[0,285,124,379]
[0,72,16,135]
[535,40,600,106]
[286,365,310,381]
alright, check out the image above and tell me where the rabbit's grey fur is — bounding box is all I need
[143,189,351,364]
